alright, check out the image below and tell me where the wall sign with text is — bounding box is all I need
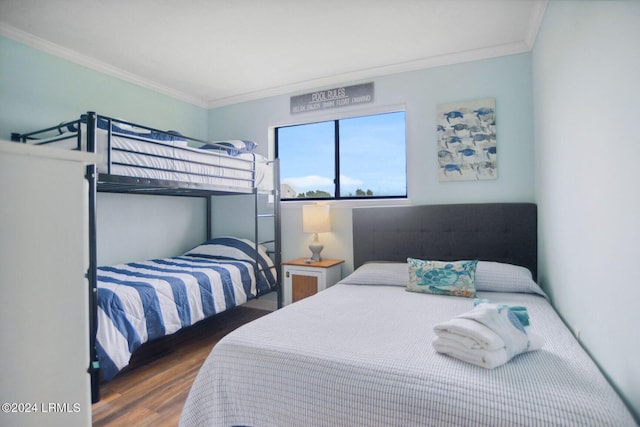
[290,82,374,114]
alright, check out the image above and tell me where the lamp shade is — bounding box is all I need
[303,204,330,233]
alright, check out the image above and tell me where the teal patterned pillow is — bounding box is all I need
[407,258,478,298]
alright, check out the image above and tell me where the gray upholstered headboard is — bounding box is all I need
[352,203,537,280]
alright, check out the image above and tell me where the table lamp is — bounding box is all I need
[303,204,330,262]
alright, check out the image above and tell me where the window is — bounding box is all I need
[276,111,406,200]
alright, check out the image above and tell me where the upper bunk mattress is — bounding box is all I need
[35,126,273,193]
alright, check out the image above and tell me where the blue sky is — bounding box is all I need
[278,111,406,197]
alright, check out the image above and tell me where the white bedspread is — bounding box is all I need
[180,283,635,426]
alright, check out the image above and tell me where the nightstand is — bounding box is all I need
[282,258,344,306]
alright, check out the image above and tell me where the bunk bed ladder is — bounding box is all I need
[252,159,282,308]
[272,159,282,308]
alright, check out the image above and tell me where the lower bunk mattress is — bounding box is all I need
[180,262,636,426]
[96,237,276,381]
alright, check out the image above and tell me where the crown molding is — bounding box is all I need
[206,40,532,109]
[0,22,209,108]
[525,1,548,49]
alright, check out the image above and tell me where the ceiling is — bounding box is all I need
[0,0,547,109]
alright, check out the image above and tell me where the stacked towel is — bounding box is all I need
[433,302,543,369]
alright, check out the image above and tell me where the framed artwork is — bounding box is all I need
[436,97,496,181]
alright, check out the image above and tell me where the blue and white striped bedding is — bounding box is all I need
[96,237,276,381]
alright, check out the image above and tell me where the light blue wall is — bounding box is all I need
[0,36,210,264]
[0,37,208,139]
[208,53,535,271]
[532,1,640,420]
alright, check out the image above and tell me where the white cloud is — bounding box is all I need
[283,175,333,190]
[283,174,364,193]
[339,175,364,187]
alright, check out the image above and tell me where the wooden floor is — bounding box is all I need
[91,306,270,427]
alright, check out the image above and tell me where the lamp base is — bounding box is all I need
[308,233,324,262]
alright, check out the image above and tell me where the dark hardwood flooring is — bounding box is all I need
[91,306,270,427]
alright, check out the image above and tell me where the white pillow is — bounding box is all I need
[474,261,547,298]
[340,262,408,287]
[341,261,546,297]
[184,236,271,265]
[198,140,258,156]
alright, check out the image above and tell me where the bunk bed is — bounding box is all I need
[12,112,281,403]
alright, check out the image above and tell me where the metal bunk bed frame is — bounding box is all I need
[13,111,282,403]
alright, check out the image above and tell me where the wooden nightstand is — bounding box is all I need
[282,258,344,306]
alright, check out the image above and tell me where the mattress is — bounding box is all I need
[97,237,277,381]
[30,125,273,192]
[100,133,273,192]
[180,263,635,426]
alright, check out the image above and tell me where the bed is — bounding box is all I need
[97,236,277,381]
[12,112,274,194]
[12,112,282,402]
[180,203,636,426]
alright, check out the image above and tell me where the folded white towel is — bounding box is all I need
[433,317,505,351]
[433,303,543,368]
[433,331,544,369]
[432,336,509,369]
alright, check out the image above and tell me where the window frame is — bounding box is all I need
[275,108,408,202]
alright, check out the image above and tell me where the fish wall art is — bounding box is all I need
[436,97,497,181]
